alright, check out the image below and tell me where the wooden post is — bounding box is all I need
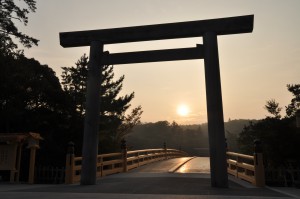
[81,41,103,185]
[163,142,167,160]
[65,142,75,184]
[15,143,22,182]
[254,139,265,187]
[121,139,128,172]
[28,146,37,184]
[203,32,228,188]
[8,143,18,183]
[100,156,103,177]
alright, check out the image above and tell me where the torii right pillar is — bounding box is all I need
[203,32,228,188]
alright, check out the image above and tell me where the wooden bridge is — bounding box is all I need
[64,143,265,188]
[1,146,297,198]
[65,146,188,184]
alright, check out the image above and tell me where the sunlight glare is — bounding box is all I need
[177,104,189,117]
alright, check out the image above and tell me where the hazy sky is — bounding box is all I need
[19,0,300,124]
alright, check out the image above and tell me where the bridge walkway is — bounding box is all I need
[0,157,298,198]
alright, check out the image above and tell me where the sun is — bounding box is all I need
[177,104,189,117]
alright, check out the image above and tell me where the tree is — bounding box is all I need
[0,55,67,131]
[61,54,88,116]
[286,84,300,117]
[61,54,143,153]
[0,54,74,165]
[116,106,143,145]
[238,84,300,167]
[238,118,300,167]
[0,0,73,165]
[126,121,207,156]
[264,99,282,119]
[0,0,39,56]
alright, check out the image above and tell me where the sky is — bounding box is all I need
[18,0,300,124]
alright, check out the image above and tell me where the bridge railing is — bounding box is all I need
[65,144,188,184]
[226,140,265,187]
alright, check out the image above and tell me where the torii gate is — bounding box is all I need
[59,15,254,188]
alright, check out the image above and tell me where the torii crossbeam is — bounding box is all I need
[60,15,254,188]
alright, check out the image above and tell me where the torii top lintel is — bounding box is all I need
[60,15,253,48]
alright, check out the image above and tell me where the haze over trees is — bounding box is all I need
[126,119,254,156]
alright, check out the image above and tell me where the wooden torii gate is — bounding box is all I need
[59,15,254,188]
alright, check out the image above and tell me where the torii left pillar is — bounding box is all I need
[81,41,103,185]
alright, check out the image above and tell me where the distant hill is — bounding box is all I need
[224,119,257,152]
[225,119,257,134]
[126,119,256,156]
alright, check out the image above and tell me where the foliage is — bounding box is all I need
[61,54,143,153]
[238,84,300,167]
[264,99,282,119]
[125,119,252,156]
[238,118,300,167]
[0,0,39,56]
[0,1,74,166]
[127,120,251,156]
[0,54,68,131]
[127,121,208,156]
[61,54,88,116]
[0,54,73,165]
[286,84,300,117]
[116,106,143,145]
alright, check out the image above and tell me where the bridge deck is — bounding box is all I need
[0,157,297,199]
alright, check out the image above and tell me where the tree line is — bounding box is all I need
[126,119,254,156]
[238,85,300,167]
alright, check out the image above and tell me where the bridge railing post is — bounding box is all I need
[65,141,75,184]
[99,155,103,177]
[121,139,128,172]
[163,142,167,160]
[254,139,265,187]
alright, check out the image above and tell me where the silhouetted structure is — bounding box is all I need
[59,15,254,187]
[0,132,43,183]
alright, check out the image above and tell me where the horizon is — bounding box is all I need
[136,118,258,126]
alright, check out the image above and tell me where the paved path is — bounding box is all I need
[0,157,298,199]
[176,157,210,174]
